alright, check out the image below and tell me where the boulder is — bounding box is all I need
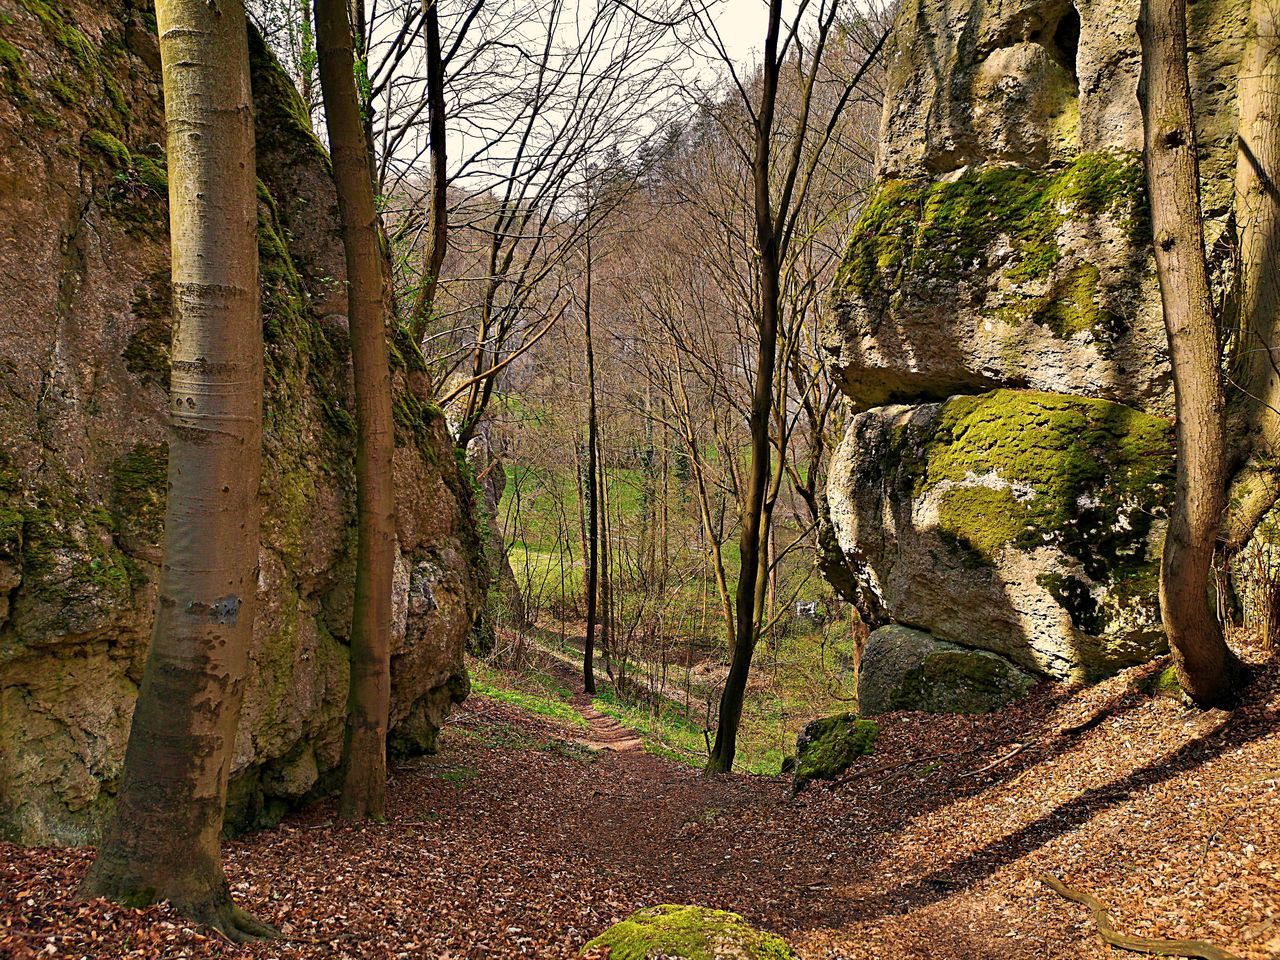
[0,0,486,844]
[825,390,1173,682]
[857,625,1035,715]
[582,905,797,960]
[823,0,1247,418]
[791,713,879,791]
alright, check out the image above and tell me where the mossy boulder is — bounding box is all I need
[824,389,1172,682]
[791,712,878,791]
[829,0,1248,419]
[582,905,796,960]
[858,625,1035,715]
[823,152,1169,415]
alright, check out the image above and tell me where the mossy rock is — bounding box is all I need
[1138,664,1183,700]
[791,712,878,791]
[833,151,1146,332]
[583,905,796,960]
[824,389,1173,682]
[858,625,1036,715]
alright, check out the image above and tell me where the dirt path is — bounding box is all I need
[571,696,645,753]
[3,660,1278,960]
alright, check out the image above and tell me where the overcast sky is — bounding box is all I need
[708,0,771,69]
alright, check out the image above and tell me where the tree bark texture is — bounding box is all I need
[81,0,271,940]
[1226,0,1280,546]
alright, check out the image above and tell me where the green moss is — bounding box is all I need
[133,155,168,194]
[110,443,167,547]
[122,321,170,383]
[909,390,1174,577]
[835,152,1147,337]
[17,488,136,629]
[84,129,130,168]
[1140,664,1183,699]
[10,0,134,134]
[792,712,878,789]
[0,452,23,558]
[585,905,797,960]
[248,25,328,162]
[1034,262,1110,338]
[937,486,1028,565]
[0,38,31,102]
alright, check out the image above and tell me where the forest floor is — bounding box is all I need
[3,655,1279,960]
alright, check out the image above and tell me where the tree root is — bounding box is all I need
[195,900,279,944]
[1040,874,1242,960]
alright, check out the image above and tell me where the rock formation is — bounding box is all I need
[822,0,1249,702]
[0,0,487,844]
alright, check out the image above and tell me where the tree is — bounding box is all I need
[582,227,600,694]
[80,0,274,940]
[1138,0,1243,705]
[406,0,450,341]
[1225,0,1280,548]
[702,0,890,773]
[316,0,399,819]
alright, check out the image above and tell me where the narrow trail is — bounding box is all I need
[571,696,645,753]
[545,653,646,753]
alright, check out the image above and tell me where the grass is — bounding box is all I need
[499,460,829,641]
[468,660,589,728]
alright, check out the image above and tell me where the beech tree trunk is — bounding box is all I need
[706,0,784,775]
[1226,0,1280,546]
[80,0,272,940]
[1138,0,1242,706]
[317,0,398,819]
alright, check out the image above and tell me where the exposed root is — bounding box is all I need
[1040,874,1242,960]
[196,901,279,944]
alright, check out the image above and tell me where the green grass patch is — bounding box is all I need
[469,660,589,728]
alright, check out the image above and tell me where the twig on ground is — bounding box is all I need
[1040,874,1243,960]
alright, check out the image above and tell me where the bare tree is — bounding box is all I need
[317,0,398,820]
[697,0,890,773]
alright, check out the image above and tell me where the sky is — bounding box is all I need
[706,0,771,70]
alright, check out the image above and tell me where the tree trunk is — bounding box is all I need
[81,0,271,940]
[706,0,784,775]
[583,231,599,695]
[317,0,398,819]
[599,446,616,679]
[1138,0,1242,706]
[409,0,448,343]
[1225,0,1280,547]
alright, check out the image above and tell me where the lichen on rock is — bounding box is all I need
[582,905,797,960]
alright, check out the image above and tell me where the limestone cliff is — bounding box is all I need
[822,0,1248,698]
[0,0,487,843]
